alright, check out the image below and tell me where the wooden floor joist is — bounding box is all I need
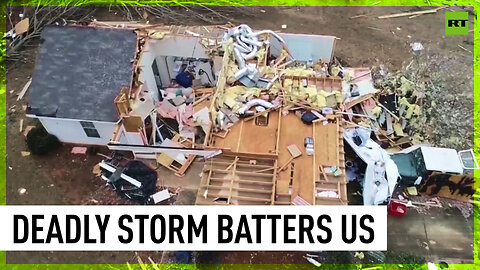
[195,155,276,205]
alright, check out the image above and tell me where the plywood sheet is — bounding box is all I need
[276,113,314,204]
[212,111,280,155]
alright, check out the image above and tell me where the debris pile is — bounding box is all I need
[99,160,157,204]
[371,51,474,150]
[212,24,341,131]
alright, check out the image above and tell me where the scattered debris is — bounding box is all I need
[350,14,367,19]
[17,78,32,101]
[344,127,399,205]
[406,186,417,196]
[20,151,31,157]
[149,189,171,204]
[304,256,321,267]
[92,164,101,177]
[378,7,446,19]
[410,42,424,51]
[354,251,365,259]
[18,187,27,195]
[71,147,88,155]
[279,144,302,171]
[457,44,472,54]
[14,17,29,35]
[99,160,157,204]
[23,125,34,137]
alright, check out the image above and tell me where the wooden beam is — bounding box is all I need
[205,161,272,169]
[254,167,275,173]
[378,7,446,19]
[236,120,244,152]
[193,93,213,107]
[235,171,275,177]
[231,195,271,203]
[243,107,277,122]
[275,110,282,154]
[271,159,278,205]
[210,178,274,186]
[319,165,329,182]
[225,157,239,171]
[17,78,32,101]
[227,159,238,204]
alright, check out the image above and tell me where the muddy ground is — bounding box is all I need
[5,6,475,265]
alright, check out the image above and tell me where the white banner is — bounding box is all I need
[0,205,387,251]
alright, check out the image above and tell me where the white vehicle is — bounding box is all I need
[391,145,478,184]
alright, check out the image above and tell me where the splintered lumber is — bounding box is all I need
[175,154,196,177]
[212,129,230,139]
[17,78,32,101]
[378,7,445,19]
[279,144,302,171]
[350,14,368,19]
[273,54,288,67]
[344,94,373,109]
[225,157,239,171]
[244,107,276,121]
[319,165,329,182]
[254,166,275,173]
[193,93,213,106]
[336,111,375,119]
[377,102,400,121]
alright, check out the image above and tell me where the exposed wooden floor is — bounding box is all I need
[206,109,347,206]
[313,119,348,205]
[211,110,280,155]
[275,114,347,205]
[276,113,314,204]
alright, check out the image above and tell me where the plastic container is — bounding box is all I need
[388,201,408,218]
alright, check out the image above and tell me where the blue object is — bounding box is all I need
[176,71,193,88]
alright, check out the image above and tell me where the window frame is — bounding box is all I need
[80,121,101,138]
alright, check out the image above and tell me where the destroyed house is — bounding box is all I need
[28,22,352,206]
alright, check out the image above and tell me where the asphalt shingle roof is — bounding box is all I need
[27,25,137,122]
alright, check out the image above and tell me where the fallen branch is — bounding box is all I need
[378,7,446,19]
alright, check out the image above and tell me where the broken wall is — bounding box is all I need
[138,41,160,102]
[269,33,336,62]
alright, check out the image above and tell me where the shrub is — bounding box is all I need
[26,126,61,155]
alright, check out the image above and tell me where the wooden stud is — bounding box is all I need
[226,158,238,204]
[271,159,278,205]
[225,157,239,171]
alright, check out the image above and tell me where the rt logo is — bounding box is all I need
[445,12,469,35]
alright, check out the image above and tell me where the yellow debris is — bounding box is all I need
[282,67,315,77]
[393,123,405,137]
[372,106,382,116]
[149,31,168,39]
